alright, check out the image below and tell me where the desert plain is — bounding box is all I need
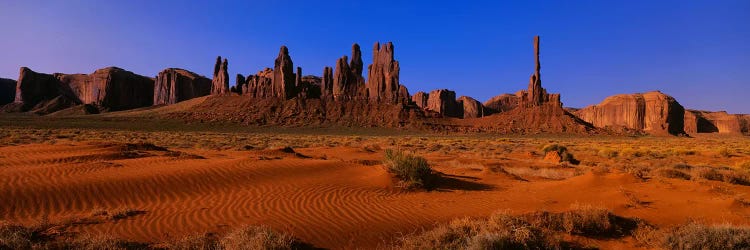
[1,113,750,249]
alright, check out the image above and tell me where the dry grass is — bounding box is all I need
[664,222,750,249]
[400,204,638,249]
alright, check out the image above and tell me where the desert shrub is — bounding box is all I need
[0,222,32,249]
[598,149,618,158]
[169,233,220,250]
[220,225,305,250]
[656,168,692,180]
[400,213,557,250]
[560,204,615,236]
[718,147,733,158]
[664,222,750,250]
[383,149,434,189]
[737,161,750,171]
[109,208,144,221]
[632,223,664,248]
[672,163,693,170]
[696,168,725,181]
[541,144,579,164]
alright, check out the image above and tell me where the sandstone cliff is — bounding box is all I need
[10,67,154,113]
[574,91,685,135]
[684,110,748,134]
[457,96,484,118]
[0,78,16,105]
[366,42,409,103]
[411,91,428,110]
[484,93,518,113]
[425,89,462,118]
[153,68,211,105]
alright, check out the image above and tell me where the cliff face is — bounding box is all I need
[11,67,154,114]
[58,67,154,111]
[0,78,17,105]
[575,91,685,135]
[684,110,747,134]
[153,68,211,105]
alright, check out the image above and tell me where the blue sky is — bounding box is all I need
[1,0,748,113]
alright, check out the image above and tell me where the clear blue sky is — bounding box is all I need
[1,0,748,113]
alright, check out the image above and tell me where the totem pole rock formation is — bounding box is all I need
[153,68,211,105]
[320,66,333,99]
[295,67,302,87]
[234,74,246,94]
[366,42,409,103]
[273,46,295,99]
[517,36,561,108]
[332,44,366,101]
[211,56,229,95]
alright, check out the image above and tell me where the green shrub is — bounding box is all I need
[384,149,434,189]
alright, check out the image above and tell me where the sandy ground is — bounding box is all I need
[2,138,750,249]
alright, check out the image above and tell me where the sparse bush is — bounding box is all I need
[560,204,615,236]
[220,225,305,250]
[541,144,579,164]
[400,213,557,250]
[384,149,434,189]
[656,168,692,180]
[664,222,750,250]
[0,222,32,249]
[109,208,144,221]
[598,149,618,158]
[718,147,732,158]
[736,161,750,171]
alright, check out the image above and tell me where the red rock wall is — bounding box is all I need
[575,91,685,135]
[153,68,211,105]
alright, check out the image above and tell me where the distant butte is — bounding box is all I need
[1,36,747,135]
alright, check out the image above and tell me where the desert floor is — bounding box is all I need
[1,116,750,249]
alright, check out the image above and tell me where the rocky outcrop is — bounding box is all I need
[234,74,246,94]
[457,96,484,118]
[0,78,16,105]
[320,66,333,99]
[426,89,462,118]
[12,67,78,113]
[273,46,295,99]
[153,68,211,105]
[484,94,518,113]
[412,91,429,109]
[296,75,321,99]
[684,110,746,134]
[332,44,365,101]
[574,91,685,135]
[211,56,229,95]
[366,42,408,103]
[244,68,274,98]
[295,67,302,87]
